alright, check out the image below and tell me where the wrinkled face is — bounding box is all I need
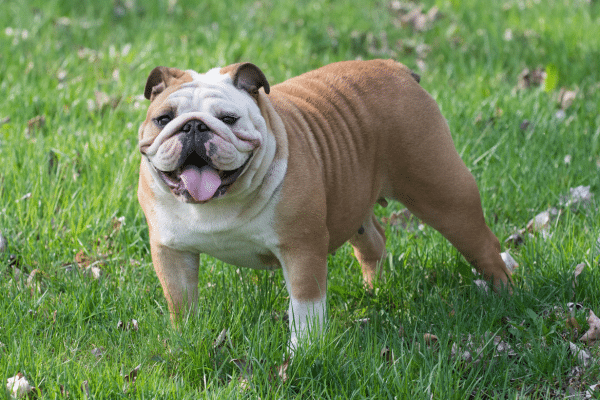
[139,67,268,203]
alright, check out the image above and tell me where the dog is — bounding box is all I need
[137,59,512,349]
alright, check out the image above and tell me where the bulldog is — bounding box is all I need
[137,59,512,349]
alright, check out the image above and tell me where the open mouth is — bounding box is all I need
[156,152,249,203]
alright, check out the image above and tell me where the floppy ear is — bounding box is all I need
[144,66,188,101]
[221,62,270,98]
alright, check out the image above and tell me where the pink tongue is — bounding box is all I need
[180,165,222,202]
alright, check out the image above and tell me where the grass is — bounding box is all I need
[1,0,599,398]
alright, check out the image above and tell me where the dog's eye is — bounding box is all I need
[220,115,239,125]
[154,114,173,128]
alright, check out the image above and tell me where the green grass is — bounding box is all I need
[1,0,599,398]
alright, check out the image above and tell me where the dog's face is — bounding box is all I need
[138,64,270,203]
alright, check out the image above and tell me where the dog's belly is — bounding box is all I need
[202,239,281,270]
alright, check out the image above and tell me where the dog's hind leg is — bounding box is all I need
[349,211,387,288]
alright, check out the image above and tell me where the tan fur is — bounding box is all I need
[262,60,510,299]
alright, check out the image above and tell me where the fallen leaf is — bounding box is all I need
[129,319,139,331]
[117,319,139,331]
[75,250,91,268]
[84,265,102,279]
[0,230,7,253]
[396,4,441,32]
[398,325,405,337]
[586,383,599,399]
[504,233,524,248]
[561,185,593,210]
[474,279,490,294]
[81,380,90,398]
[25,115,45,137]
[231,358,253,377]
[527,210,551,233]
[382,209,420,231]
[26,269,44,294]
[501,252,519,272]
[493,336,516,356]
[558,88,578,110]
[451,342,473,363]
[112,216,125,232]
[212,328,228,348]
[423,333,438,345]
[579,310,600,343]
[277,358,289,382]
[567,317,580,330]
[6,373,35,399]
[573,263,586,288]
[380,346,395,364]
[517,67,546,90]
[569,342,591,367]
[124,364,141,383]
[91,346,105,359]
[16,193,32,203]
[59,384,69,397]
[90,91,121,112]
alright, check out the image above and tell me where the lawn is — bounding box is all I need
[1,0,599,398]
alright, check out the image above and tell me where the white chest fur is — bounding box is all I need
[152,178,283,270]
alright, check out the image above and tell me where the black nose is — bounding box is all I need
[181,119,210,134]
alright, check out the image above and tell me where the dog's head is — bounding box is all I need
[139,63,270,203]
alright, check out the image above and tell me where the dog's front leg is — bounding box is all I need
[281,251,328,352]
[150,240,200,322]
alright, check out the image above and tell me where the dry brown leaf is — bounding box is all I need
[451,342,473,363]
[501,252,519,272]
[493,336,516,356]
[558,88,578,110]
[117,319,139,331]
[573,263,586,289]
[91,346,105,359]
[567,317,580,330]
[579,310,600,343]
[423,333,438,345]
[231,358,253,377]
[517,67,546,89]
[474,279,490,294]
[112,216,125,232]
[382,209,420,231]
[0,230,7,253]
[276,358,289,382]
[89,91,121,112]
[504,233,524,248]
[398,325,405,337]
[561,185,593,210]
[26,269,44,294]
[212,328,228,348]
[396,4,440,32]
[569,342,591,367]
[527,210,551,233]
[25,115,45,137]
[6,373,35,399]
[75,250,91,268]
[84,265,102,279]
[16,193,32,203]
[81,380,90,398]
[380,346,395,364]
[124,364,141,383]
